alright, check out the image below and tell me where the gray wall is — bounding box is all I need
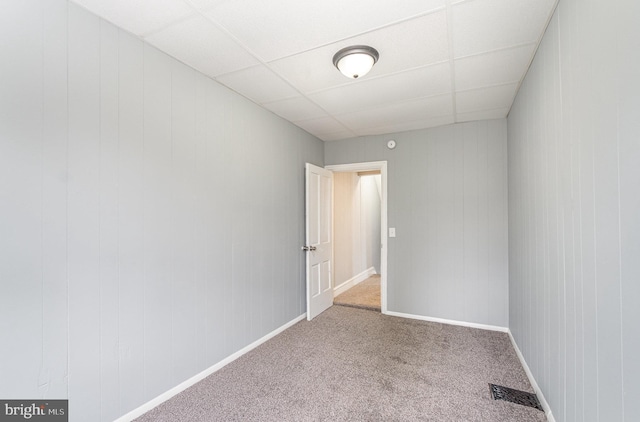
[361,174,382,274]
[0,2,323,421]
[326,120,509,327]
[507,0,640,420]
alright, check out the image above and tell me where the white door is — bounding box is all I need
[304,163,333,320]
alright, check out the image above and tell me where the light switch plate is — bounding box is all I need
[389,228,396,237]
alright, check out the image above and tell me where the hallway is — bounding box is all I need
[333,275,381,311]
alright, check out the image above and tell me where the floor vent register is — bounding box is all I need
[489,383,544,411]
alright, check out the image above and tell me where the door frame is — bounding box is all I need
[325,161,388,314]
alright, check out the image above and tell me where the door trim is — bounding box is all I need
[325,161,388,314]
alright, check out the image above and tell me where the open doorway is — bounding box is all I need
[325,161,388,313]
[332,170,381,311]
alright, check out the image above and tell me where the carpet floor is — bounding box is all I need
[134,306,546,422]
[333,275,381,311]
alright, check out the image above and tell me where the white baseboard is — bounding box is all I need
[333,267,376,297]
[384,310,509,333]
[114,313,307,422]
[507,330,555,422]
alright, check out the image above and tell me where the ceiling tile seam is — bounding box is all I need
[138,8,200,39]
[306,129,356,140]
[209,52,451,127]
[456,78,524,93]
[334,107,454,131]
[455,80,520,95]
[178,4,449,120]
[298,91,454,124]
[310,104,455,135]
[177,0,357,139]
[66,0,189,41]
[181,0,269,62]
[260,94,313,108]
[292,112,359,136]
[333,96,454,120]
[314,128,356,136]
[293,118,357,140]
[353,115,456,135]
[301,117,358,140]
[302,59,452,97]
[330,117,371,136]
[257,6,449,64]
[293,113,355,130]
[455,105,511,117]
[445,0,458,123]
[453,41,538,61]
[259,94,309,108]
[508,0,561,118]
[449,0,477,7]
[298,126,360,142]
[68,1,269,104]
[207,6,451,84]
[67,2,239,97]
[335,112,455,134]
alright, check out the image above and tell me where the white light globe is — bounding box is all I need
[337,53,375,79]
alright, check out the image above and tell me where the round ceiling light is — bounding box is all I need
[332,45,379,79]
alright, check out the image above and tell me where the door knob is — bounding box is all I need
[301,245,317,251]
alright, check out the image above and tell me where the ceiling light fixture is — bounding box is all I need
[332,45,379,79]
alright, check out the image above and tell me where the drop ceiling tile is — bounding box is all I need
[454,44,535,91]
[145,14,259,77]
[262,97,327,122]
[72,0,195,36]
[72,0,558,140]
[456,107,510,122]
[309,63,452,115]
[294,116,351,137]
[337,95,453,131]
[361,115,455,136]
[204,0,446,61]
[319,132,355,141]
[216,65,299,104]
[186,0,231,11]
[269,10,449,93]
[320,130,359,142]
[452,0,556,57]
[455,83,518,114]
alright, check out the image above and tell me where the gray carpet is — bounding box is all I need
[134,306,546,421]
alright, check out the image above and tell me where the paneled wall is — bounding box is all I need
[0,2,323,421]
[325,120,509,327]
[507,0,640,420]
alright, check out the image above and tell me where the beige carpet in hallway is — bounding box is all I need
[333,275,380,311]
